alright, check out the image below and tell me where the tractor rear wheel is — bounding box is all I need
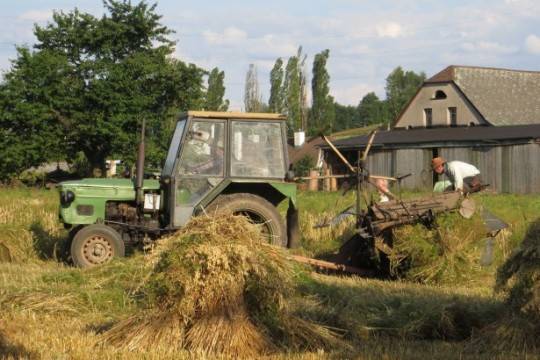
[71,224,125,268]
[205,193,287,247]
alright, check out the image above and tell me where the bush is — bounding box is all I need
[293,155,316,178]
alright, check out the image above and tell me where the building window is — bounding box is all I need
[448,107,457,127]
[424,108,433,128]
[434,90,447,99]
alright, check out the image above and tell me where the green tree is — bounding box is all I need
[268,58,284,113]
[357,92,387,127]
[205,67,229,111]
[385,66,426,123]
[0,0,206,179]
[283,56,300,134]
[0,48,68,181]
[244,63,263,112]
[297,47,308,132]
[333,103,358,132]
[310,49,334,135]
[281,46,308,135]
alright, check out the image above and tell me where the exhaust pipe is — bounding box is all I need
[135,119,146,207]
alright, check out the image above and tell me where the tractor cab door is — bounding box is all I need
[172,119,226,227]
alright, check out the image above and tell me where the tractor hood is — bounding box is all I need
[60,178,160,190]
[58,178,160,225]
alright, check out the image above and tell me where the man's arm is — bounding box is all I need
[446,163,464,191]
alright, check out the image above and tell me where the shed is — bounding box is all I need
[322,124,540,193]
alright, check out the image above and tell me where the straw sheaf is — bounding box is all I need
[102,213,339,357]
[389,212,490,284]
[468,218,540,352]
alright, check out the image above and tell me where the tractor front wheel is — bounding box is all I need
[205,193,287,247]
[71,224,125,268]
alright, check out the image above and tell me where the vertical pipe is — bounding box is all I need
[135,119,146,206]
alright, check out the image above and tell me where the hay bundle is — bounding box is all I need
[389,212,487,283]
[101,213,338,357]
[486,218,540,350]
[496,218,540,317]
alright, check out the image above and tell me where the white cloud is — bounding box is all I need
[461,41,518,54]
[525,34,540,54]
[339,44,372,56]
[376,22,403,38]
[246,34,297,58]
[331,83,379,106]
[504,0,540,18]
[18,10,53,22]
[202,27,247,45]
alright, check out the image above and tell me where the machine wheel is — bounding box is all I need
[71,224,125,268]
[206,193,287,247]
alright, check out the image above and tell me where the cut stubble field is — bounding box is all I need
[0,187,539,359]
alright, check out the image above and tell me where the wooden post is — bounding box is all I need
[323,166,331,191]
[330,169,338,191]
[308,170,318,191]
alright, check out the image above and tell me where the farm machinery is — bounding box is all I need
[291,132,506,276]
[58,111,299,267]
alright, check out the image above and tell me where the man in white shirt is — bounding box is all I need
[432,157,482,193]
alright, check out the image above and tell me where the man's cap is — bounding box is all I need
[431,157,446,169]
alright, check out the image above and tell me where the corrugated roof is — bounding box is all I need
[425,66,540,126]
[323,124,540,150]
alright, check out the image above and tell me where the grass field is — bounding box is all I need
[0,187,539,359]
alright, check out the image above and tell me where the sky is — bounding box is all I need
[1,0,539,110]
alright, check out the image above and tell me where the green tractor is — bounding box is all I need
[58,111,299,268]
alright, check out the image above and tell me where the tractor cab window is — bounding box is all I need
[230,121,285,178]
[174,120,225,225]
[178,121,225,176]
[162,119,186,176]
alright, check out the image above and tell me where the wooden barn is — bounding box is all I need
[322,66,540,193]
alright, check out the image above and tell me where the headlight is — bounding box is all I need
[60,190,76,206]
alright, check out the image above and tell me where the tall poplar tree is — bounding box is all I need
[311,49,334,135]
[244,64,263,112]
[268,58,284,113]
[282,46,308,135]
[205,67,229,111]
[284,56,300,134]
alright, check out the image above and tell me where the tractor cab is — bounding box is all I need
[161,111,292,228]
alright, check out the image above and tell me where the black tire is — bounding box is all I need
[206,193,287,247]
[71,224,125,268]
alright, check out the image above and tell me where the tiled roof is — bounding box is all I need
[426,66,540,126]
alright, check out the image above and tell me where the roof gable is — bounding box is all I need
[424,66,540,126]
